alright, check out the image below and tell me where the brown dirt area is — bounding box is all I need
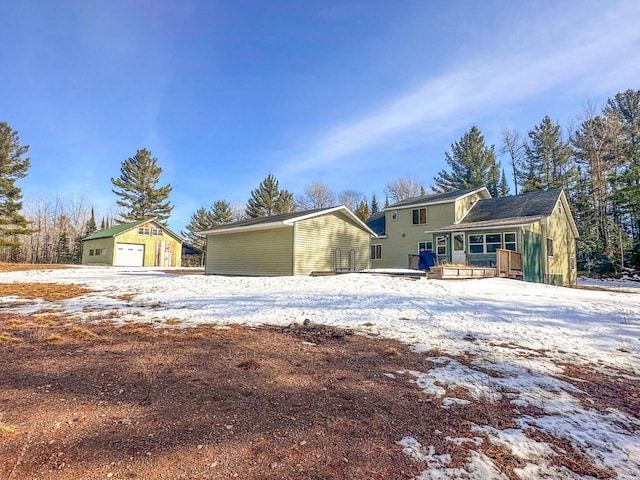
[0,264,627,479]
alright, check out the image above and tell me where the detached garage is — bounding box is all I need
[201,206,376,276]
[81,219,183,267]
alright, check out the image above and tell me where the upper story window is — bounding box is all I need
[391,211,398,221]
[138,227,164,236]
[412,207,427,225]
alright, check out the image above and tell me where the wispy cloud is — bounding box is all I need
[283,2,640,176]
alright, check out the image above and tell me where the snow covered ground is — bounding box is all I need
[2,266,640,479]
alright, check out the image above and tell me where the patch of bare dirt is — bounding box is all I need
[0,313,630,479]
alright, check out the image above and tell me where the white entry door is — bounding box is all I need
[452,233,466,265]
[114,243,144,266]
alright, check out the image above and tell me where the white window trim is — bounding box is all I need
[435,236,447,256]
[418,241,433,252]
[370,244,382,260]
[468,233,504,254]
[547,237,554,257]
[411,207,427,225]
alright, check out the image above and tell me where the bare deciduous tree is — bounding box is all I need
[296,182,336,210]
[384,176,424,203]
[337,190,365,212]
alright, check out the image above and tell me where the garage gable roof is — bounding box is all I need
[199,206,376,236]
[82,218,183,243]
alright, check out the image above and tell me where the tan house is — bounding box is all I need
[81,219,182,267]
[367,188,578,286]
[200,206,376,276]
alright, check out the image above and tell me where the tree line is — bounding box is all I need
[1,88,638,272]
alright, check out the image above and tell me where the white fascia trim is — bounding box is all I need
[383,187,490,212]
[425,222,535,234]
[199,222,289,236]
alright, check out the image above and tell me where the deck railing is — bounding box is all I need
[496,249,523,278]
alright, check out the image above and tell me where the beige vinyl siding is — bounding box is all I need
[375,202,456,268]
[293,211,371,274]
[82,238,114,264]
[205,227,293,276]
[454,190,489,222]
[545,199,577,286]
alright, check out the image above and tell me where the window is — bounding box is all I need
[504,232,516,251]
[370,244,382,260]
[570,256,576,271]
[391,211,398,221]
[89,249,94,256]
[95,248,106,256]
[436,236,447,255]
[468,233,503,253]
[547,237,554,257]
[419,241,433,252]
[152,227,163,236]
[469,235,484,254]
[486,233,502,253]
[138,227,150,235]
[412,207,427,225]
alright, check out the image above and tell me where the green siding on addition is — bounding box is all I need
[205,227,294,276]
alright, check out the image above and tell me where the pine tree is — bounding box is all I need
[100,217,106,230]
[245,174,296,217]
[498,169,510,197]
[433,126,501,196]
[85,207,97,237]
[522,116,574,192]
[211,200,233,225]
[370,194,379,214]
[0,122,33,248]
[354,200,370,221]
[182,208,215,248]
[111,149,173,224]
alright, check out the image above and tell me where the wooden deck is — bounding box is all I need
[428,266,497,280]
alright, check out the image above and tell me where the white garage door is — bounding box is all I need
[114,243,144,266]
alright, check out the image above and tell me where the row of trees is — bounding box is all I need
[429,89,640,271]
[2,88,638,270]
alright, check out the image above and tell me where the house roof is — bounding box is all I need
[82,218,183,243]
[427,189,578,236]
[199,206,376,236]
[365,212,386,236]
[461,189,563,223]
[385,187,488,210]
[83,219,148,241]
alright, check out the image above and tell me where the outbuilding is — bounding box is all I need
[81,218,183,267]
[200,206,375,276]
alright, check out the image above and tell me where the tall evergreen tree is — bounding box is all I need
[0,122,32,248]
[211,200,233,225]
[604,89,640,241]
[433,126,501,196]
[522,116,574,192]
[182,207,215,248]
[111,149,173,224]
[498,169,510,197]
[85,207,97,237]
[370,194,379,214]
[354,199,370,221]
[245,174,296,217]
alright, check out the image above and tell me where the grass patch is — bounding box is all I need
[0,283,92,301]
[0,423,18,437]
[67,327,98,339]
[0,262,68,272]
[0,332,22,344]
[165,318,182,325]
[384,347,401,358]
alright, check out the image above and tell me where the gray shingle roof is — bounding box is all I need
[207,207,332,231]
[462,189,562,224]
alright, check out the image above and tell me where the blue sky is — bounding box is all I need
[2,0,640,233]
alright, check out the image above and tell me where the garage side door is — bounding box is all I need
[114,243,144,266]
